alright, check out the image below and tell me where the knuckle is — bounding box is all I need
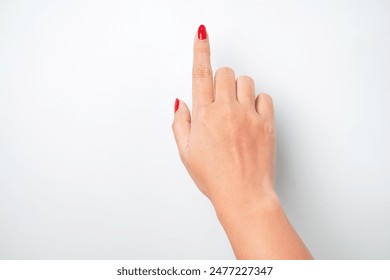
[171,119,187,130]
[216,67,235,76]
[237,75,254,83]
[192,65,213,78]
[194,43,210,54]
[171,121,177,131]
[260,92,273,104]
[171,119,182,131]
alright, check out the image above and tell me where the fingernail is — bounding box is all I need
[174,98,180,113]
[198,24,207,40]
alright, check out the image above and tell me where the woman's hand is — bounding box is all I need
[172,25,312,259]
[172,25,276,211]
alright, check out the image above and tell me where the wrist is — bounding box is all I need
[213,189,282,227]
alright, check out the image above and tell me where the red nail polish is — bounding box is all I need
[198,24,207,40]
[174,98,180,113]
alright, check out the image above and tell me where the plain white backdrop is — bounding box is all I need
[0,0,389,259]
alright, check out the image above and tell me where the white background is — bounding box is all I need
[0,0,389,259]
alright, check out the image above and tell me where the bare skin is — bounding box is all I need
[172,25,313,260]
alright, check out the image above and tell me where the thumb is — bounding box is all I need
[172,98,191,162]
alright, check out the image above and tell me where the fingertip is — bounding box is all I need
[197,24,207,40]
[193,24,210,51]
[174,98,189,111]
[173,99,191,122]
[174,98,180,113]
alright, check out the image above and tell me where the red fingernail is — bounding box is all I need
[174,98,180,113]
[198,24,207,40]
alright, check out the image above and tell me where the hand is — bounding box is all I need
[172,25,312,259]
[172,25,276,211]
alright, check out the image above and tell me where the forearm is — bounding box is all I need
[214,192,313,260]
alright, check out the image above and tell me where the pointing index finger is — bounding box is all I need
[192,25,213,107]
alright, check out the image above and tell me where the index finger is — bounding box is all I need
[192,24,213,108]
